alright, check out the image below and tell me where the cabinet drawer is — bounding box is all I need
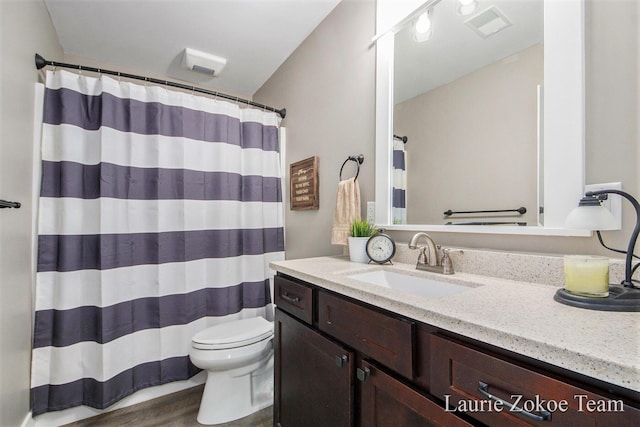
[359,360,473,427]
[430,334,640,426]
[318,291,414,379]
[274,275,313,324]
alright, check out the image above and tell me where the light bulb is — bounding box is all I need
[456,0,477,16]
[415,12,431,34]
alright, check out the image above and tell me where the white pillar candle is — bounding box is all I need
[564,255,610,297]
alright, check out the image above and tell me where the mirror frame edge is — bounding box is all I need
[374,0,590,237]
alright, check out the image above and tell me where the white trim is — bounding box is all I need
[374,0,588,237]
[21,412,36,427]
[542,0,586,228]
[374,32,394,226]
[381,223,591,237]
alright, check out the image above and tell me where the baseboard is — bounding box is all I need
[21,412,36,427]
[31,372,206,427]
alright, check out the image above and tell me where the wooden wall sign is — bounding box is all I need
[290,156,319,210]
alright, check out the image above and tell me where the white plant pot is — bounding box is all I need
[348,237,370,263]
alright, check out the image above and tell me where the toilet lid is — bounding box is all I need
[192,317,273,350]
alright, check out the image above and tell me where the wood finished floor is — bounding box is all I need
[63,385,273,427]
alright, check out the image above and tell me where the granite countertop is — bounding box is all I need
[270,256,640,392]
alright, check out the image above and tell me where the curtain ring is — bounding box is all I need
[117,72,121,83]
[78,65,82,77]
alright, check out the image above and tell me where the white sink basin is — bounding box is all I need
[347,270,474,299]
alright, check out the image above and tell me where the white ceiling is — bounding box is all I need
[394,0,543,104]
[44,0,342,98]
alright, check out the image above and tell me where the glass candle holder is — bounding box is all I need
[564,255,610,298]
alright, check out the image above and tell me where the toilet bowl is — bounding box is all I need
[189,316,274,425]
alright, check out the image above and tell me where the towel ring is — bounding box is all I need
[339,154,364,182]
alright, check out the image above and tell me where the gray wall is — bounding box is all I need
[0,1,63,425]
[254,0,377,259]
[256,0,639,260]
[395,43,542,225]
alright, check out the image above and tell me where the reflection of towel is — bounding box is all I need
[331,177,361,245]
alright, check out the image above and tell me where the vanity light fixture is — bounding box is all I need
[456,0,477,16]
[564,193,618,231]
[557,189,640,311]
[414,10,433,42]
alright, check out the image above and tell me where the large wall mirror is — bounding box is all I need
[374,0,590,236]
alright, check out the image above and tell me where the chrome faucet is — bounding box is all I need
[408,232,463,275]
[408,232,440,267]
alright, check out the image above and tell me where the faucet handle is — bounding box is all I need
[441,248,464,275]
[442,247,463,255]
[417,247,428,265]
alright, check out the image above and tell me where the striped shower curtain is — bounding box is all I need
[392,138,407,224]
[31,70,284,415]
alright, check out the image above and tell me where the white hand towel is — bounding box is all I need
[331,177,361,245]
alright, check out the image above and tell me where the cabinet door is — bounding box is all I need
[275,309,354,427]
[358,360,474,427]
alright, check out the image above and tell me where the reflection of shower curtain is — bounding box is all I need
[31,70,284,415]
[392,138,407,224]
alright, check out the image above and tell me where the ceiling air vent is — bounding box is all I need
[465,6,512,39]
[182,48,227,77]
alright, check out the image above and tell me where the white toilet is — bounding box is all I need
[189,316,274,425]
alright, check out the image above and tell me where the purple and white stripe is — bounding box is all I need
[31,70,284,415]
[392,138,407,224]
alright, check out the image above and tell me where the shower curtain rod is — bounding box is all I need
[34,54,287,119]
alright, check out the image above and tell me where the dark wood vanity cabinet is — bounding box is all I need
[274,309,354,427]
[430,334,640,426]
[317,291,414,379]
[273,274,640,427]
[358,360,474,426]
[274,274,313,324]
[274,275,466,426]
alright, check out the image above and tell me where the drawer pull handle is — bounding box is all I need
[335,355,348,367]
[281,292,300,303]
[356,367,371,382]
[478,381,552,422]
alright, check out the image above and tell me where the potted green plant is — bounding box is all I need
[348,219,377,263]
